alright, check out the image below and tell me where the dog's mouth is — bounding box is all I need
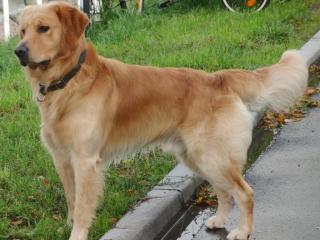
[27,59,51,70]
[19,58,51,70]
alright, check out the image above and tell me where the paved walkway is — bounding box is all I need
[192,95,320,240]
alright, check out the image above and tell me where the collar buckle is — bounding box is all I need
[37,93,46,102]
[37,83,47,102]
[36,49,87,102]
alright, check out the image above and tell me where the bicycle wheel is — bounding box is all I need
[120,0,144,13]
[100,0,144,14]
[223,0,271,12]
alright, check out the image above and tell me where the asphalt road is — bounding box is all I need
[190,101,320,240]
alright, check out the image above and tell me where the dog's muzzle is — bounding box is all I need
[14,43,51,69]
[14,43,29,66]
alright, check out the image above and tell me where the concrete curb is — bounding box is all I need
[100,30,320,240]
[100,164,204,240]
[300,30,320,66]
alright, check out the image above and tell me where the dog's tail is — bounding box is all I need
[213,50,308,112]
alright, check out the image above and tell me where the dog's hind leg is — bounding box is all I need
[182,98,254,240]
[186,148,254,240]
[226,171,254,240]
[69,155,104,240]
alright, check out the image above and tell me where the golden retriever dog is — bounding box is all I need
[15,2,308,240]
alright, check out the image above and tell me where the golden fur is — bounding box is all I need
[16,2,308,240]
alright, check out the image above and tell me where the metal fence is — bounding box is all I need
[1,0,95,41]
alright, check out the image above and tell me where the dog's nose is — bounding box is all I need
[14,44,29,58]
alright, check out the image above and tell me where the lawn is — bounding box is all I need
[1,0,320,239]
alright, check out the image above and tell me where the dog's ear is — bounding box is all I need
[55,3,89,46]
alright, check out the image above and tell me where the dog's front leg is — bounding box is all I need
[52,153,76,226]
[69,154,104,240]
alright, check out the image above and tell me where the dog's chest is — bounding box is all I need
[39,102,83,152]
[40,120,70,153]
[41,124,63,150]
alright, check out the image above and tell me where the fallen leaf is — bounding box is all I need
[53,214,62,221]
[309,65,320,74]
[304,87,319,96]
[307,100,320,108]
[290,110,305,120]
[206,199,218,207]
[127,189,136,196]
[276,113,286,124]
[11,219,23,225]
[194,186,217,206]
[27,195,34,200]
[42,178,50,186]
[109,217,118,224]
[195,196,204,204]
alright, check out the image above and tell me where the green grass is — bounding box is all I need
[1,0,320,239]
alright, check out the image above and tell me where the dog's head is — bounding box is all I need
[15,2,89,70]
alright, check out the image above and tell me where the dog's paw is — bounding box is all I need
[205,216,225,229]
[69,229,87,240]
[227,228,250,240]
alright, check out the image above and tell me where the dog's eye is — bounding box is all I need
[38,26,50,33]
[20,29,26,39]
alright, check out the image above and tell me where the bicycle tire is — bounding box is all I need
[223,0,271,12]
[100,0,144,14]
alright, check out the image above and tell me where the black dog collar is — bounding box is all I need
[37,49,87,102]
